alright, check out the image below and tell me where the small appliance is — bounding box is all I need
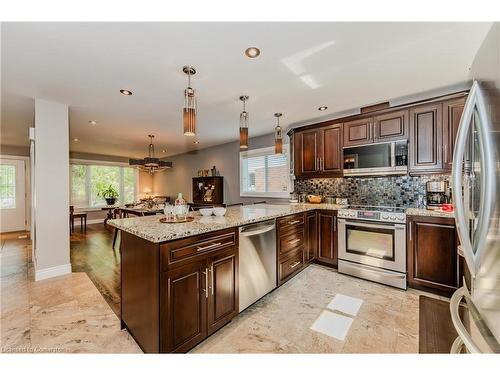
[426,180,449,210]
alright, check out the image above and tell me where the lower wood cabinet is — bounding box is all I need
[317,210,338,267]
[407,215,459,296]
[305,211,318,263]
[277,212,306,285]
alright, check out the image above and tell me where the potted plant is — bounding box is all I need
[98,185,119,206]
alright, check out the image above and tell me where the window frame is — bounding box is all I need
[239,144,291,199]
[69,159,139,209]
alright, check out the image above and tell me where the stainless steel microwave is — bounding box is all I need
[343,140,408,176]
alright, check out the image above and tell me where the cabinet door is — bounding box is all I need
[317,211,337,267]
[305,211,318,262]
[373,110,408,141]
[409,103,443,173]
[294,129,320,177]
[343,118,373,146]
[207,248,238,335]
[319,124,342,175]
[162,260,207,353]
[407,217,458,296]
[443,98,466,170]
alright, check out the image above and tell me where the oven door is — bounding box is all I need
[338,219,406,273]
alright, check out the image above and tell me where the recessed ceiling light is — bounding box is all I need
[318,106,328,111]
[161,149,166,153]
[119,89,133,96]
[245,47,261,58]
[194,141,200,144]
[88,120,97,125]
[73,138,79,142]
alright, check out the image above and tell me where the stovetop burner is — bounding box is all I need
[347,205,406,214]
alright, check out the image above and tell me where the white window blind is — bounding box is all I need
[240,145,291,198]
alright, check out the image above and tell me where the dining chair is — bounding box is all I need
[69,205,87,233]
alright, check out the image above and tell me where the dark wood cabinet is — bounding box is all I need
[162,260,208,353]
[409,103,443,173]
[207,248,238,335]
[305,211,318,263]
[317,210,337,267]
[277,213,306,285]
[343,117,373,146]
[294,129,320,177]
[373,110,408,141]
[443,98,466,170]
[294,123,342,178]
[407,215,459,296]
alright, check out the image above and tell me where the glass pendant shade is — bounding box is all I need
[182,66,197,137]
[274,113,283,154]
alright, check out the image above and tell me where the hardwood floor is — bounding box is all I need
[70,224,121,316]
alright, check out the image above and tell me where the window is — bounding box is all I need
[0,165,16,209]
[70,162,138,208]
[240,145,291,198]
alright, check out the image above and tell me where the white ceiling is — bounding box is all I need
[1,22,492,158]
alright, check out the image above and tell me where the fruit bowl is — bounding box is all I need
[307,195,322,204]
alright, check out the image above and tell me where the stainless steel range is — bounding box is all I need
[337,205,407,289]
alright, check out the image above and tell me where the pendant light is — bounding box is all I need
[274,113,283,154]
[129,135,172,174]
[239,95,249,150]
[182,65,197,136]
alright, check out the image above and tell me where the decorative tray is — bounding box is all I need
[159,216,195,224]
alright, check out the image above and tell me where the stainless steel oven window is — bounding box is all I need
[345,223,395,261]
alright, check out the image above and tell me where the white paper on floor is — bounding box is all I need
[310,310,354,341]
[327,293,363,316]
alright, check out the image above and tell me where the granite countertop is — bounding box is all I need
[405,207,455,218]
[108,203,346,243]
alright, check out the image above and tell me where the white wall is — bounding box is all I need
[34,99,71,280]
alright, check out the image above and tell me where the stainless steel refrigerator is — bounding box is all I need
[450,23,500,353]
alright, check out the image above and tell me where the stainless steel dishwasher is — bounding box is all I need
[238,219,277,312]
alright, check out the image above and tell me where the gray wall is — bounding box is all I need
[153,133,289,205]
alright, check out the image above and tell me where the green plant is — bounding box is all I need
[97,184,119,199]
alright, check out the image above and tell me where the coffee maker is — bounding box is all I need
[426,180,449,210]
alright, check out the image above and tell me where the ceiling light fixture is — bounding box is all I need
[245,47,261,58]
[119,89,133,96]
[73,138,79,142]
[239,95,249,150]
[88,120,97,125]
[182,65,197,137]
[161,149,166,153]
[318,106,328,111]
[129,135,172,174]
[274,113,283,154]
[194,141,200,144]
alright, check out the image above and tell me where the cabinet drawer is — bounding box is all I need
[277,213,305,233]
[278,228,304,258]
[278,250,304,284]
[161,229,237,270]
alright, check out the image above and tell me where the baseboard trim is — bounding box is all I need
[74,218,103,226]
[35,263,72,281]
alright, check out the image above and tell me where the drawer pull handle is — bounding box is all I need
[196,242,222,252]
[289,261,301,269]
[202,268,208,298]
[288,238,301,245]
[288,220,301,225]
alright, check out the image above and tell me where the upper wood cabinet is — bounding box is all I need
[343,117,373,146]
[294,124,342,178]
[408,103,443,173]
[407,215,459,296]
[443,98,466,170]
[373,110,408,142]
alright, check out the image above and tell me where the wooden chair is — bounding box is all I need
[70,206,87,233]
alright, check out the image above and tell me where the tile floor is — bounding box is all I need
[1,233,447,353]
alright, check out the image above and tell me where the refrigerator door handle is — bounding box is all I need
[449,286,481,353]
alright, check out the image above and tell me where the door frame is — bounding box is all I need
[0,155,31,232]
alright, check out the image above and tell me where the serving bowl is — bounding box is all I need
[213,207,227,216]
[199,208,214,216]
[307,195,322,204]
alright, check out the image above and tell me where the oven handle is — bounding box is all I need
[340,219,405,230]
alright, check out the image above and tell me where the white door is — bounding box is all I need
[0,158,26,233]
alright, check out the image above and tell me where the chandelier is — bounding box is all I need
[274,113,283,154]
[129,135,172,174]
[239,95,249,150]
[183,65,197,136]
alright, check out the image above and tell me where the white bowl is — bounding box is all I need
[213,207,227,216]
[199,208,214,216]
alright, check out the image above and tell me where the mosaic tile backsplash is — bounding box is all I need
[294,174,450,208]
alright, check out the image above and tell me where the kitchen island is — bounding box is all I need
[109,203,344,353]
